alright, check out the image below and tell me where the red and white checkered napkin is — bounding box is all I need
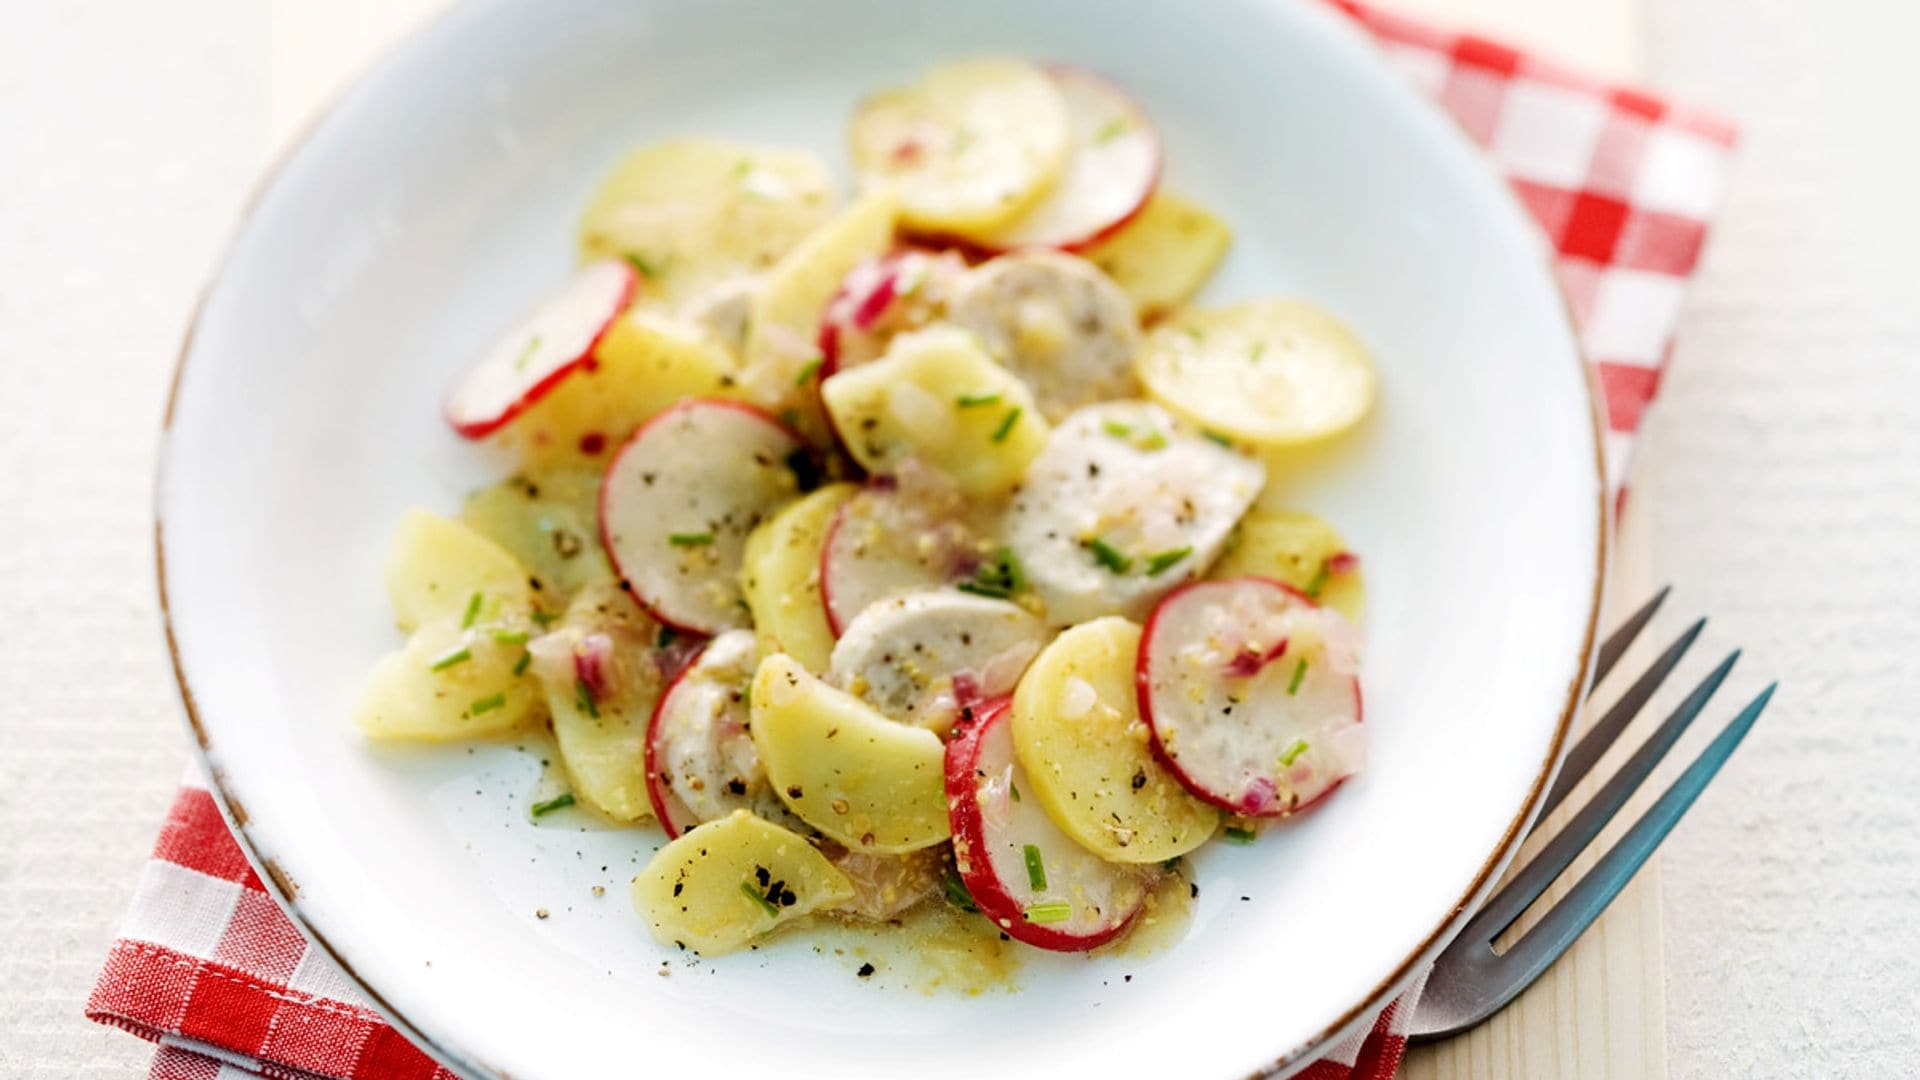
[89,5,1736,1077]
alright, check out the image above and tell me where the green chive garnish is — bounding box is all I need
[513,335,542,372]
[1010,780,1021,803]
[956,392,1002,408]
[575,677,599,718]
[990,407,1022,443]
[1087,536,1132,574]
[489,627,530,645]
[1201,430,1234,448]
[794,357,823,387]
[1287,659,1308,696]
[1304,560,1332,599]
[1144,547,1192,576]
[1139,428,1168,450]
[460,591,484,629]
[956,581,1011,599]
[531,792,575,817]
[998,547,1027,593]
[429,646,472,672]
[1279,738,1310,766]
[731,159,753,179]
[944,871,979,913]
[740,880,781,918]
[1023,901,1072,924]
[1094,117,1130,144]
[530,610,556,629]
[669,532,715,547]
[657,626,677,649]
[623,252,659,278]
[1224,825,1257,844]
[469,692,507,715]
[1023,844,1048,891]
[512,651,532,677]
[1102,420,1134,438]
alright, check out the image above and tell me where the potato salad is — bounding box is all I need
[355,58,1377,959]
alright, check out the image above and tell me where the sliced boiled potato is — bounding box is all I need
[740,482,858,673]
[526,582,673,821]
[578,137,837,307]
[498,308,738,472]
[820,325,1048,497]
[1140,300,1377,447]
[352,615,541,741]
[1212,509,1365,623]
[461,468,612,605]
[1009,617,1219,862]
[849,59,1070,235]
[632,809,854,955]
[385,510,538,633]
[739,192,898,432]
[1081,191,1231,320]
[750,653,950,853]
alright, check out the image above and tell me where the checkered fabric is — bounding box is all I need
[88,4,1736,1077]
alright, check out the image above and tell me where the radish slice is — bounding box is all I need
[1004,402,1265,625]
[444,259,638,438]
[818,250,968,374]
[827,590,1048,734]
[1136,578,1365,817]
[946,698,1151,951]
[971,68,1161,253]
[599,399,804,634]
[818,476,979,636]
[947,251,1143,421]
[644,630,798,837]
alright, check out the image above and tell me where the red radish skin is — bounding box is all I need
[945,699,1149,951]
[444,259,639,438]
[643,654,704,838]
[816,480,976,636]
[598,399,805,635]
[1136,577,1365,818]
[643,630,781,838]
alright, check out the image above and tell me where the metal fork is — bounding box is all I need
[1409,588,1776,1040]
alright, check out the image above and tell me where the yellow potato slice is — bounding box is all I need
[1212,509,1365,624]
[849,59,1070,235]
[384,510,537,633]
[527,583,671,821]
[461,468,612,606]
[1140,300,1377,447]
[498,309,738,471]
[352,614,542,741]
[1081,191,1232,320]
[738,192,899,439]
[741,483,858,673]
[749,653,950,853]
[578,137,837,307]
[820,325,1049,497]
[632,809,854,955]
[1010,617,1219,862]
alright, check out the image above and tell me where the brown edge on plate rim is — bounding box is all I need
[149,5,1609,1079]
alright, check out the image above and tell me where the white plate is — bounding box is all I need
[156,0,1605,1076]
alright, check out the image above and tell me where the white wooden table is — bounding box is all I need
[7,1,1911,1077]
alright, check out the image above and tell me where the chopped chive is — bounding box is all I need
[657,626,677,650]
[990,407,1022,443]
[997,547,1027,593]
[944,871,979,913]
[460,591,484,629]
[429,646,472,672]
[623,252,660,279]
[1086,536,1132,574]
[1023,901,1072,924]
[741,681,751,711]
[731,158,753,179]
[1094,117,1130,144]
[956,581,1011,599]
[575,677,600,718]
[740,880,781,918]
[1023,844,1048,891]
[513,335,542,372]
[794,357,823,387]
[531,792,575,817]
[1250,342,1267,362]
[1144,546,1192,576]
[1010,780,1021,803]
[1223,825,1258,844]
[1304,559,1332,599]
[1139,428,1168,450]
[512,651,532,677]
[1201,429,1234,448]
[1102,420,1134,438]
[469,692,507,715]
[530,609,556,629]
[1279,738,1310,766]
[668,532,715,547]
[1287,658,1308,696]
[489,627,530,645]
[956,392,1002,408]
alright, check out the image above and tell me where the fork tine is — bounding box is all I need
[1591,585,1671,684]
[1537,617,1707,821]
[1460,649,1740,943]
[1496,683,1776,993]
